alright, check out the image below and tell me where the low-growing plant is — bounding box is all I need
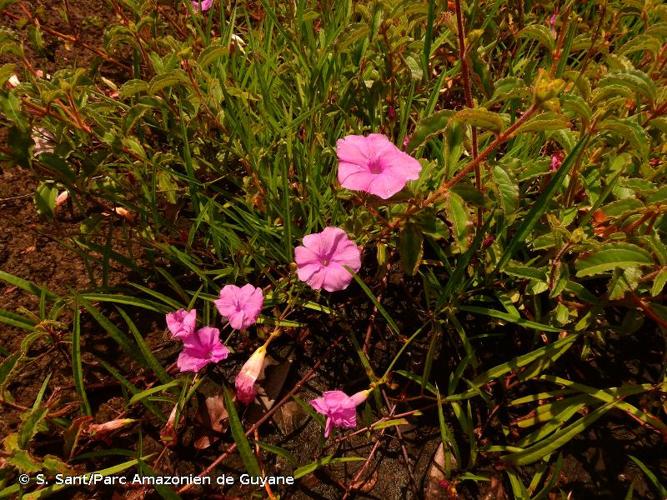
[0,0,665,498]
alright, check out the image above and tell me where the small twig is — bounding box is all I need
[341,429,386,500]
[631,295,667,329]
[381,389,419,494]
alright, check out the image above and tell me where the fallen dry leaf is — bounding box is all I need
[424,443,459,500]
[204,394,228,433]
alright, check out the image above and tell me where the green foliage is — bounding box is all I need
[0,0,665,497]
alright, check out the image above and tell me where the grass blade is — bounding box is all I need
[72,305,91,416]
[223,385,261,477]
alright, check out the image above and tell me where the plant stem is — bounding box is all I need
[454,0,481,226]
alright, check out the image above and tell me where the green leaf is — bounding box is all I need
[223,386,261,477]
[459,305,563,332]
[518,334,576,381]
[618,34,662,59]
[628,455,667,498]
[18,407,48,451]
[575,243,653,277]
[599,118,650,162]
[502,264,548,281]
[258,442,297,466]
[22,457,148,499]
[78,297,142,364]
[349,270,400,336]
[407,110,454,152]
[0,270,57,300]
[514,112,570,134]
[119,79,149,98]
[0,93,25,130]
[452,108,505,133]
[78,293,168,312]
[148,70,190,95]
[197,45,230,68]
[518,25,555,51]
[399,223,424,276]
[37,153,76,184]
[405,55,423,80]
[492,165,518,217]
[489,77,530,103]
[34,181,58,218]
[444,191,472,253]
[539,376,665,433]
[0,309,37,332]
[472,334,579,387]
[497,136,588,270]
[561,94,592,125]
[0,352,20,389]
[117,307,171,384]
[599,70,656,104]
[503,402,613,465]
[337,24,370,51]
[651,268,667,297]
[599,198,644,217]
[294,456,365,479]
[71,306,91,416]
[371,418,410,430]
[128,379,181,406]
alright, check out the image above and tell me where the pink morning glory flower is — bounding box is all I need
[550,151,564,172]
[235,345,267,404]
[177,326,229,373]
[191,0,213,11]
[294,227,361,292]
[336,133,422,199]
[166,309,197,339]
[310,390,370,438]
[215,284,264,330]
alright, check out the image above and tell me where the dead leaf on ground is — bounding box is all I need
[246,345,296,424]
[203,394,228,433]
[349,469,379,493]
[480,475,507,500]
[424,443,459,500]
[273,400,307,435]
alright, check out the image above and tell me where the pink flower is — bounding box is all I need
[550,151,564,172]
[549,13,558,36]
[310,390,370,438]
[235,345,267,404]
[336,133,422,199]
[215,284,264,330]
[191,0,213,11]
[7,74,20,88]
[55,190,69,208]
[166,309,197,339]
[177,327,229,372]
[294,227,361,292]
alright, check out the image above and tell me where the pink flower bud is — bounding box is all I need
[235,345,267,405]
[55,190,69,208]
[87,418,135,438]
[550,151,564,171]
[166,309,197,339]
